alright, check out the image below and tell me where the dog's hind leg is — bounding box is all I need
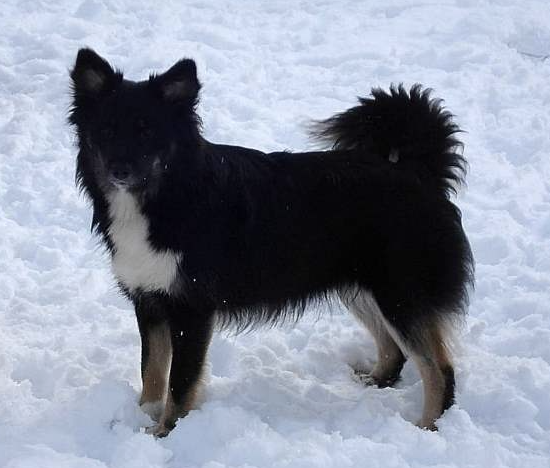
[408,326,455,430]
[340,289,406,387]
[373,294,457,430]
[135,295,172,421]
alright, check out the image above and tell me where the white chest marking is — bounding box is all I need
[107,190,180,294]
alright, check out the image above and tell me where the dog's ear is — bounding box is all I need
[71,48,118,95]
[153,59,200,102]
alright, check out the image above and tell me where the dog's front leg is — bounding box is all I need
[134,294,172,422]
[146,300,214,437]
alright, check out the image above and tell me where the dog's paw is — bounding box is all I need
[352,368,400,388]
[353,369,377,386]
[416,418,438,431]
[145,422,174,438]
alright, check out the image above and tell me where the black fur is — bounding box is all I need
[441,365,456,412]
[69,48,473,433]
[312,84,466,198]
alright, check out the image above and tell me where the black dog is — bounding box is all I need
[69,48,473,437]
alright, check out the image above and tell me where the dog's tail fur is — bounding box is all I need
[311,84,465,198]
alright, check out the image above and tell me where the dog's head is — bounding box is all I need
[69,48,201,194]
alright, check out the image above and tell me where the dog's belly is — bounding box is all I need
[107,189,180,294]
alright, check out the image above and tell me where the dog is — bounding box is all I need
[69,48,473,437]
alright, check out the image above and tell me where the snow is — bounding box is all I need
[1,0,550,467]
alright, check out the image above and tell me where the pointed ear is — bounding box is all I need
[70,48,118,95]
[153,59,200,101]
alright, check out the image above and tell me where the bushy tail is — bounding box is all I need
[312,84,465,198]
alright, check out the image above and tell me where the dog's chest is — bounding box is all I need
[106,190,180,294]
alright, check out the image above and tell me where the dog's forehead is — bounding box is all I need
[119,79,151,99]
[104,80,157,117]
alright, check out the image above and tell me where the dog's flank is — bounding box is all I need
[69,48,473,437]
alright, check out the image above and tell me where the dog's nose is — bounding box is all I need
[111,164,131,182]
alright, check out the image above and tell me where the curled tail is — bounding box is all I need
[312,84,465,198]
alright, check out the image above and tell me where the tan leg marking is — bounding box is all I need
[412,328,454,430]
[341,289,456,430]
[140,322,172,421]
[146,375,204,438]
[145,324,212,437]
[366,324,405,385]
[340,289,405,386]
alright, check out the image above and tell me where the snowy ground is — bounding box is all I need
[1,0,550,466]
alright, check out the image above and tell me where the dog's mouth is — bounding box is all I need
[105,157,163,191]
[107,174,148,191]
[108,175,132,188]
